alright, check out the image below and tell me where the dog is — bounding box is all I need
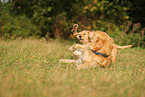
[73,30,133,70]
[59,24,132,70]
[73,31,112,69]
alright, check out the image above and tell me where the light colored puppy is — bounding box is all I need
[73,31,112,69]
[59,24,132,69]
[73,30,133,70]
[87,31,133,63]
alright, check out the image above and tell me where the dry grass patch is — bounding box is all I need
[0,39,145,97]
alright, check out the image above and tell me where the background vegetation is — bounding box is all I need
[0,0,145,47]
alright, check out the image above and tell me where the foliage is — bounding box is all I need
[108,23,145,47]
[0,39,145,97]
[0,2,40,40]
[130,0,145,27]
[0,0,144,47]
[0,14,41,40]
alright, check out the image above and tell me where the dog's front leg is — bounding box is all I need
[111,44,117,63]
[59,59,76,63]
[73,44,85,51]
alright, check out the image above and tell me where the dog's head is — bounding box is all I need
[73,30,95,43]
[73,31,104,49]
[71,24,97,43]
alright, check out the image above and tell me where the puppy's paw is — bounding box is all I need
[69,46,75,51]
[59,59,64,63]
[73,50,82,56]
[59,59,69,63]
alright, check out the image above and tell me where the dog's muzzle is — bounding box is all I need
[79,35,84,40]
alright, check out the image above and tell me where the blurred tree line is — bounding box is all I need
[0,0,145,47]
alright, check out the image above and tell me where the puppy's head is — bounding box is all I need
[73,30,91,43]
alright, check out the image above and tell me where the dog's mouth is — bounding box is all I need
[79,36,84,43]
[79,38,84,40]
[79,39,85,43]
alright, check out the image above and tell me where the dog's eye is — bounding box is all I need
[84,33,85,35]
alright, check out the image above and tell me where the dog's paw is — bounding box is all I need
[69,46,75,51]
[73,50,82,56]
[59,59,65,63]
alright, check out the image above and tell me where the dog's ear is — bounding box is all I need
[92,37,103,51]
[88,32,95,42]
[88,32,94,38]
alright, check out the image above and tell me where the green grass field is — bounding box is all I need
[0,39,145,97]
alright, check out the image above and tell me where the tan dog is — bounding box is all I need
[59,24,132,70]
[73,31,112,69]
[80,30,133,63]
[73,30,133,70]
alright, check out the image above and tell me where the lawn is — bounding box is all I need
[0,38,145,97]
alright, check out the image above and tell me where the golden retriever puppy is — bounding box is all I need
[85,31,132,63]
[73,30,133,70]
[73,31,112,69]
[60,24,132,70]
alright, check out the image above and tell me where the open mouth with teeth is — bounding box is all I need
[79,38,84,40]
[79,38,84,43]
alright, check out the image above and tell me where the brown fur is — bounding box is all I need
[73,30,132,70]
[60,24,132,70]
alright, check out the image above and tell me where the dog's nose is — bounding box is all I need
[79,35,81,39]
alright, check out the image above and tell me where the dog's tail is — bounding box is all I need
[116,44,133,49]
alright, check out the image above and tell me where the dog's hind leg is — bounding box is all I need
[111,44,117,63]
[59,59,76,63]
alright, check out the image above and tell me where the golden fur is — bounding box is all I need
[59,24,133,70]
[73,31,112,69]
[73,30,132,70]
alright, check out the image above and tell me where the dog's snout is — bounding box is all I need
[79,35,81,39]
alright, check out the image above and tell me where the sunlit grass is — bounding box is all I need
[0,38,145,97]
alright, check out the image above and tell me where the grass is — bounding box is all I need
[0,38,145,97]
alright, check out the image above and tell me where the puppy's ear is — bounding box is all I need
[88,32,95,42]
[93,38,103,51]
[88,32,93,38]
